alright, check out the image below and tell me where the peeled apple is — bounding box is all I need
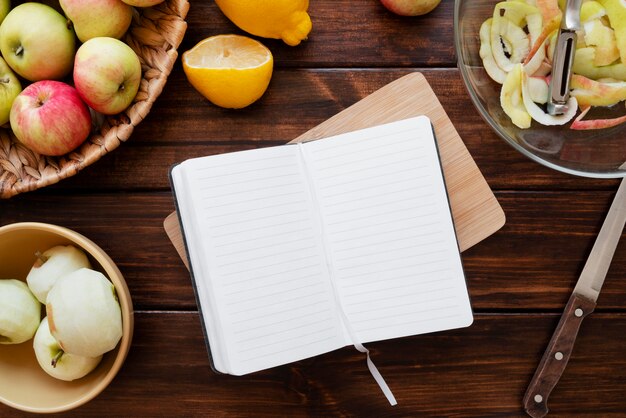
[47,268,122,358]
[0,279,41,344]
[26,245,91,304]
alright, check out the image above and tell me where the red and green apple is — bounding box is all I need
[60,0,133,43]
[0,56,21,126]
[74,37,142,115]
[0,3,75,81]
[10,81,92,156]
[379,0,442,16]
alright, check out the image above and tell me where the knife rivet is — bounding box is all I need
[555,352,564,360]
[534,394,543,403]
[575,308,583,317]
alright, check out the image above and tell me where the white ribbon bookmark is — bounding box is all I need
[296,142,398,406]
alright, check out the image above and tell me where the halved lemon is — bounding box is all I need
[182,35,273,109]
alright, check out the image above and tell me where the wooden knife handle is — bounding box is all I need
[523,293,596,418]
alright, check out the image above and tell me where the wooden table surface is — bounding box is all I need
[2,1,626,416]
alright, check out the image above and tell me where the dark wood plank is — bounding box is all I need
[3,191,626,311]
[39,69,619,194]
[2,313,625,417]
[184,0,456,68]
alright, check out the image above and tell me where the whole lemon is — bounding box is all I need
[215,0,312,46]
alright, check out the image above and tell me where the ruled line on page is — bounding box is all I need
[333,240,446,263]
[206,208,311,228]
[350,304,460,325]
[326,209,439,231]
[223,263,322,287]
[199,171,301,190]
[332,232,443,254]
[212,218,309,239]
[320,177,431,200]
[324,196,434,218]
[194,153,295,171]
[228,290,329,316]
[234,310,332,335]
[314,138,422,163]
[344,286,457,308]
[235,316,334,344]
[225,282,323,306]
[224,273,323,297]
[316,159,429,182]
[309,127,420,154]
[344,283,456,301]
[239,335,339,363]
[231,299,330,324]
[348,295,458,316]
[318,166,428,190]
[206,191,306,210]
[198,164,298,185]
[318,144,427,170]
[330,221,441,244]
[217,234,316,256]
[338,261,452,281]
[339,268,451,288]
[325,210,435,229]
[217,244,317,267]
[201,181,302,201]
[238,329,337,356]
[324,188,435,209]
[221,255,319,277]
[362,314,461,332]
[206,200,309,220]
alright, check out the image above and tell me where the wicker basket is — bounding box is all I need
[0,0,190,199]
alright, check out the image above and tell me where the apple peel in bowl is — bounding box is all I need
[478,0,626,131]
[570,104,626,130]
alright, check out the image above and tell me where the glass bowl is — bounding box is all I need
[454,0,626,178]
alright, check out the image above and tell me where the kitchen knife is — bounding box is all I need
[523,178,626,417]
[547,0,583,116]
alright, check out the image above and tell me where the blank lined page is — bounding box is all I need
[173,145,345,376]
[304,116,473,344]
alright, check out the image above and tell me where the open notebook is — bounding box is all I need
[170,116,473,383]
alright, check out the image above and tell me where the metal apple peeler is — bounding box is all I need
[547,0,584,115]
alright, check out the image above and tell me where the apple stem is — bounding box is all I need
[0,77,9,84]
[15,45,23,57]
[51,351,64,368]
[33,251,49,267]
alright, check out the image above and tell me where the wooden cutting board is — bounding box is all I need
[164,73,505,270]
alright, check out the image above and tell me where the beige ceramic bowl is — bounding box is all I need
[0,223,134,413]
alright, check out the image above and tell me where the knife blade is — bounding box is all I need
[547,0,583,116]
[523,178,626,418]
